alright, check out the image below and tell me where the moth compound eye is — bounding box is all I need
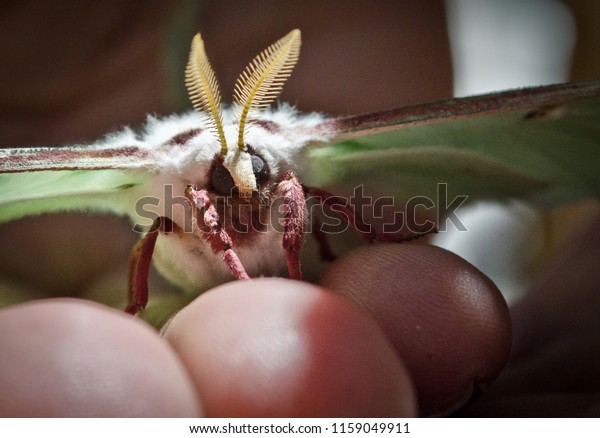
[251,154,269,186]
[211,164,236,196]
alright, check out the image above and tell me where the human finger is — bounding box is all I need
[320,243,512,416]
[164,278,416,417]
[0,298,201,417]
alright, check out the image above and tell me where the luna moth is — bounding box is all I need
[1,29,599,315]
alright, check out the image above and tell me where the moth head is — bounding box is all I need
[185,29,301,198]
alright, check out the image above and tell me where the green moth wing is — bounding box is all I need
[0,145,152,223]
[305,81,600,208]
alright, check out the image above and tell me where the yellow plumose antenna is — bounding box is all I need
[233,29,301,151]
[184,30,301,198]
[185,33,228,158]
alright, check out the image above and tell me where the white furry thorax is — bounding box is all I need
[134,104,329,181]
[108,105,331,293]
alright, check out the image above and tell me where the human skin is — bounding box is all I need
[1,0,599,417]
[1,214,599,416]
[0,243,511,417]
[461,210,600,417]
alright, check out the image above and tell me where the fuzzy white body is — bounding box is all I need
[110,106,329,292]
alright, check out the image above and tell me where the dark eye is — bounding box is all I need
[251,154,269,186]
[211,164,235,196]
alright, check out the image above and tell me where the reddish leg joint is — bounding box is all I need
[305,186,375,242]
[311,217,337,262]
[126,185,252,316]
[125,217,171,315]
[185,185,250,280]
[276,170,306,280]
[305,186,435,253]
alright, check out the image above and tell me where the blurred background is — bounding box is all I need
[0,0,598,311]
[438,0,599,302]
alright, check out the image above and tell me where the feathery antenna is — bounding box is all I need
[233,29,301,151]
[185,33,228,158]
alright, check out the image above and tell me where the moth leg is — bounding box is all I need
[305,186,435,243]
[305,186,375,242]
[311,217,337,262]
[184,185,250,280]
[125,216,173,315]
[275,170,306,280]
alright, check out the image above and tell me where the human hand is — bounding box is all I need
[0,0,466,417]
[459,209,600,416]
[3,210,598,417]
[4,0,597,418]
[0,242,511,417]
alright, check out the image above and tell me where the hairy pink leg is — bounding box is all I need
[276,170,306,280]
[126,217,172,315]
[306,186,435,244]
[185,185,250,280]
[306,186,375,242]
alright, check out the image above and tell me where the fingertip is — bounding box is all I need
[164,278,416,417]
[320,243,512,415]
[0,298,201,417]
